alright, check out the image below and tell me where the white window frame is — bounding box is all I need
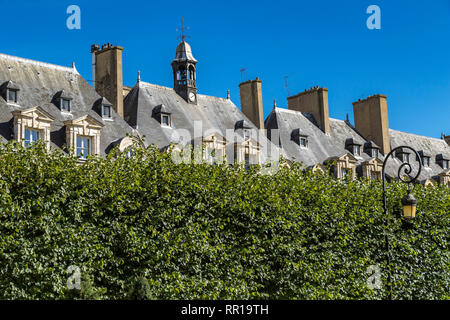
[403,153,410,163]
[76,136,91,159]
[24,128,41,146]
[299,136,308,148]
[372,149,378,158]
[61,98,71,112]
[7,89,18,103]
[102,104,112,119]
[161,114,171,127]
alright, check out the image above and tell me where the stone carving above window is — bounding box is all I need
[64,115,104,158]
[361,157,383,180]
[326,153,358,179]
[203,133,226,164]
[439,170,450,187]
[232,136,261,167]
[12,106,55,149]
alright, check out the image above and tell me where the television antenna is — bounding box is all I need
[284,76,290,97]
[240,68,246,82]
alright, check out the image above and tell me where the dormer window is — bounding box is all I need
[24,128,40,146]
[102,104,112,119]
[76,136,91,159]
[371,149,379,158]
[291,129,308,148]
[1,81,20,104]
[345,138,362,157]
[243,129,250,140]
[61,98,71,112]
[53,90,72,112]
[403,153,410,163]
[436,154,449,170]
[161,114,171,127]
[153,104,172,127]
[300,137,308,148]
[8,89,18,103]
[93,97,113,120]
[396,149,410,163]
[364,141,380,158]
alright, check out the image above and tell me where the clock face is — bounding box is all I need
[189,92,196,102]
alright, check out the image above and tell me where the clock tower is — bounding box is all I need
[171,39,198,104]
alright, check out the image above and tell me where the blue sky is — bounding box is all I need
[2,0,449,138]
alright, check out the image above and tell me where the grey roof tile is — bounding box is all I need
[0,53,134,155]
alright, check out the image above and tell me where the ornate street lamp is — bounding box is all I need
[401,190,418,219]
[381,145,422,300]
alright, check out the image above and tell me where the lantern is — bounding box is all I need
[401,190,417,219]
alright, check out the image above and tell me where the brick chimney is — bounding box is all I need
[287,86,330,134]
[91,43,124,118]
[352,94,390,155]
[239,78,264,130]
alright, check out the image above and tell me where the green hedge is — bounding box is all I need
[0,141,448,299]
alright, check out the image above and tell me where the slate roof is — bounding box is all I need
[0,53,134,155]
[389,129,450,182]
[265,106,450,183]
[124,81,282,163]
[264,107,376,166]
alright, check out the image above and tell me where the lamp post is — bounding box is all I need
[381,145,422,300]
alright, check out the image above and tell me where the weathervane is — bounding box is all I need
[176,17,190,41]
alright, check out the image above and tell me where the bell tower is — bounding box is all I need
[171,19,198,104]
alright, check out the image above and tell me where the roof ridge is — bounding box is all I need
[0,53,78,74]
[139,81,174,91]
[274,107,304,115]
[139,81,230,102]
[389,128,446,143]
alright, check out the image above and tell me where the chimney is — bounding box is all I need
[238,78,264,130]
[352,94,390,155]
[91,43,124,118]
[443,134,450,146]
[287,86,330,134]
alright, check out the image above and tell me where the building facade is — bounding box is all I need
[0,39,449,185]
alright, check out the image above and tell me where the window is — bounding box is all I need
[300,137,308,148]
[423,156,430,167]
[340,168,348,178]
[371,149,379,158]
[444,160,449,170]
[244,153,250,169]
[370,171,381,180]
[243,129,250,140]
[24,128,40,146]
[125,148,133,159]
[61,98,71,112]
[402,153,410,163]
[7,89,17,103]
[102,104,112,118]
[76,136,91,159]
[207,148,217,164]
[353,145,361,156]
[161,114,171,127]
